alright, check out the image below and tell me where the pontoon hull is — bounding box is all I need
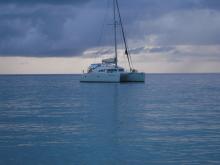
[120,72,145,82]
[80,73,121,82]
[80,72,145,83]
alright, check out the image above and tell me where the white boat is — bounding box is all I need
[80,0,145,83]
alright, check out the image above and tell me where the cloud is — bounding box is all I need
[130,46,175,54]
[0,0,220,60]
[0,2,105,56]
[145,9,220,45]
[132,45,220,64]
[0,0,91,5]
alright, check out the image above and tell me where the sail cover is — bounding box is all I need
[102,58,116,64]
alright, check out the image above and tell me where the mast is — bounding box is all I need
[113,0,118,67]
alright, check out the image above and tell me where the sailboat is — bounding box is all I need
[80,0,145,83]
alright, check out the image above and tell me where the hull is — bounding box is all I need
[80,72,145,83]
[80,73,121,82]
[120,72,145,82]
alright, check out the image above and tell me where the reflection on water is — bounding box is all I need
[0,74,220,165]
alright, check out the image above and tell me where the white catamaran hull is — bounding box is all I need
[80,72,145,83]
[80,73,121,82]
[120,72,145,82]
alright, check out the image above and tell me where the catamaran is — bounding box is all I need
[80,0,145,83]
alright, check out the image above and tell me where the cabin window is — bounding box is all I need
[107,69,117,73]
[99,69,105,72]
[119,69,124,72]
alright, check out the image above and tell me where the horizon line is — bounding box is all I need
[1,72,220,76]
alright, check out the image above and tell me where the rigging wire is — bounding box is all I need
[118,20,129,69]
[94,0,111,63]
[97,0,110,48]
[94,0,135,71]
[115,0,134,71]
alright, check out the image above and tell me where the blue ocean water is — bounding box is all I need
[0,74,220,165]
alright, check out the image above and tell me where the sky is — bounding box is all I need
[0,0,220,74]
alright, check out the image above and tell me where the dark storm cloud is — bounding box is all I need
[199,0,220,10]
[0,0,90,5]
[0,2,103,56]
[0,0,220,57]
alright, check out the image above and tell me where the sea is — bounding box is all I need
[0,74,220,165]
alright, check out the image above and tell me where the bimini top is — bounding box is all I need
[102,58,116,64]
